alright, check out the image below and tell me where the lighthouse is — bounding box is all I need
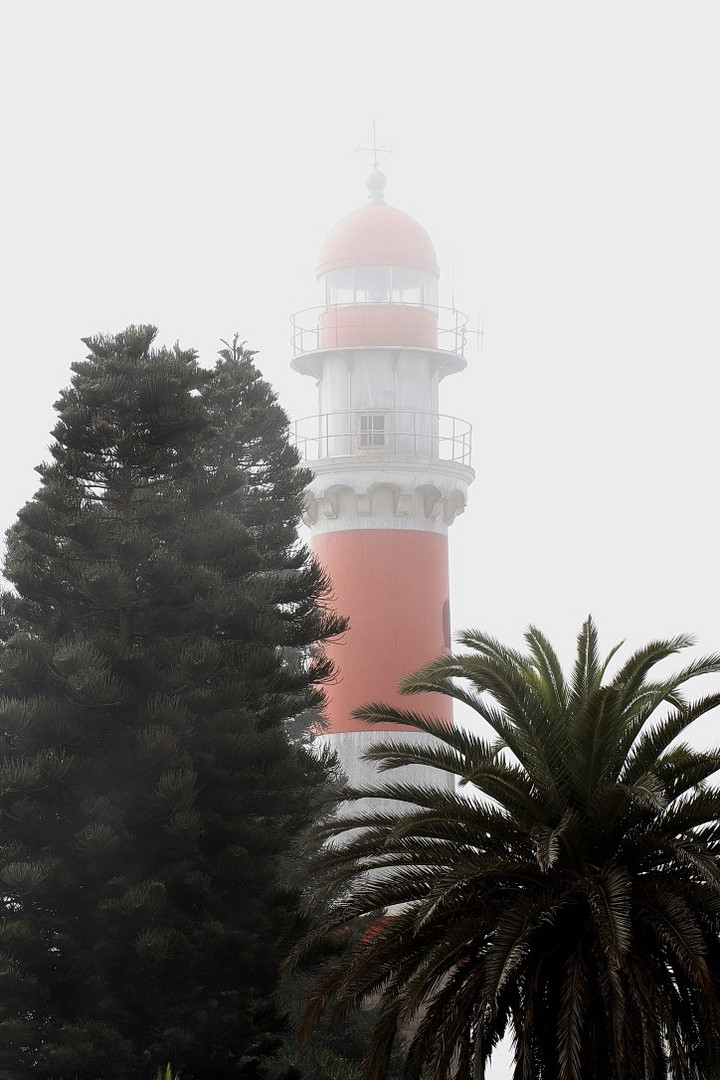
[291,167,474,787]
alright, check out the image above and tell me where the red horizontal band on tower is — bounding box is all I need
[317,303,438,350]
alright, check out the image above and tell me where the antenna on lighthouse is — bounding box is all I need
[355,119,393,201]
[469,315,484,351]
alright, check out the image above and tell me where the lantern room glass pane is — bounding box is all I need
[423,272,439,309]
[324,269,355,305]
[354,266,391,303]
[391,267,423,303]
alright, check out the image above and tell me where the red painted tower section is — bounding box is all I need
[314,529,453,730]
[291,167,473,784]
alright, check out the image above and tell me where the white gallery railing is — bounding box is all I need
[291,410,472,467]
[290,303,469,358]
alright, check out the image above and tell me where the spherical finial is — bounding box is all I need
[367,167,387,204]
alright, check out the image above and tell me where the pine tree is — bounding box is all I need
[0,326,342,1079]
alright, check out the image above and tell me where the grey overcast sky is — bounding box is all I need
[2,1,719,676]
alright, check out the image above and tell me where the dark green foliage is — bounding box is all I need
[0,327,343,1078]
[279,1041,358,1080]
[289,619,720,1080]
[278,968,404,1080]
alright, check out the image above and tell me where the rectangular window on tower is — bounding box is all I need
[358,413,386,448]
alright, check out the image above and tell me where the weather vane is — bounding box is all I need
[355,118,393,171]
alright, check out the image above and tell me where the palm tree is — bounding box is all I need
[288,618,720,1080]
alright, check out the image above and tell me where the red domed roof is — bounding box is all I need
[317,202,439,277]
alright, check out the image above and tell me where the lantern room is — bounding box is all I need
[314,168,440,350]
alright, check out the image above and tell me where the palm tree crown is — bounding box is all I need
[289,618,720,1080]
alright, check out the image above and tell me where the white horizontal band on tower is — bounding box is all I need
[304,464,472,534]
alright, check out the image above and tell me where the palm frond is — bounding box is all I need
[620,690,720,785]
[571,615,618,699]
[532,808,580,871]
[586,863,633,964]
[609,635,699,702]
[557,944,587,1080]
[359,732,491,778]
[352,700,452,735]
[657,785,720,835]
[636,885,711,991]
[483,890,562,1004]
[524,624,569,715]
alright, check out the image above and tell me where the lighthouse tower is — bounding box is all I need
[291,167,474,786]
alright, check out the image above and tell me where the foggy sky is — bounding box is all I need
[4,0,719,708]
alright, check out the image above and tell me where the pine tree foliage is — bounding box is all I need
[0,327,343,1079]
[289,619,720,1080]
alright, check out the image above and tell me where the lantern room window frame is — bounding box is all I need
[320,266,438,310]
